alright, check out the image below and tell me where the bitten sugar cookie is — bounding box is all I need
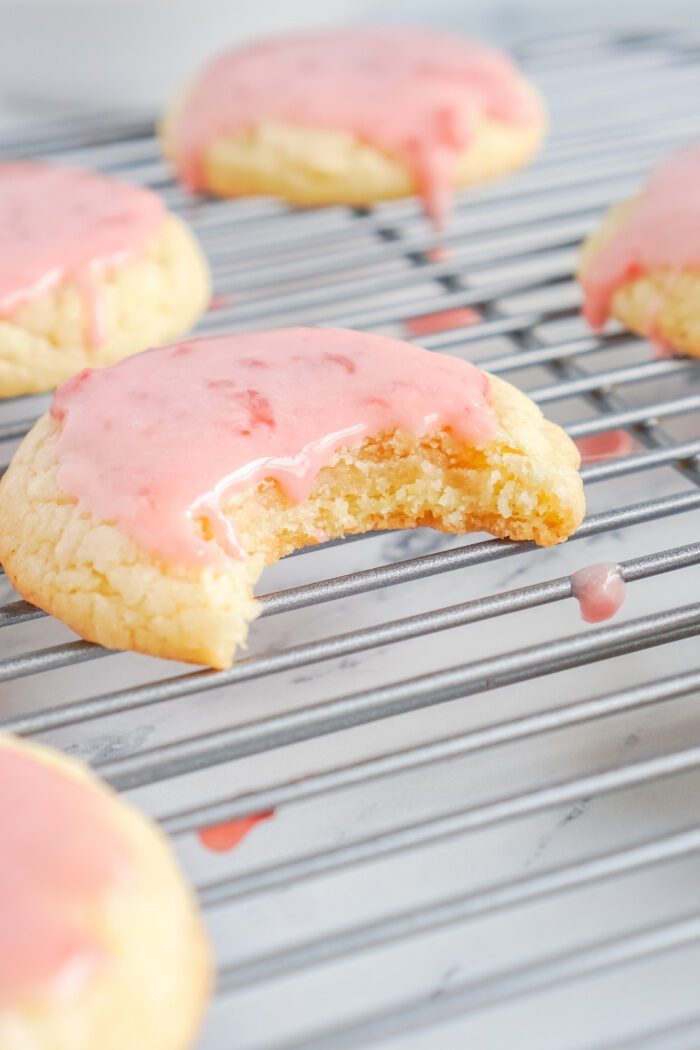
[162,28,546,225]
[0,162,210,396]
[0,328,584,668]
[579,144,700,356]
[0,735,210,1050]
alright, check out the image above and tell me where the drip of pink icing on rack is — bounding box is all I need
[575,430,634,463]
[571,563,626,623]
[0,163,164,345]
[209,293,233,311]
[0,746,127,1005]
[173,28,540,225]
[50,327,495,566]
[198,811,274,853]
[404,306,480,338]
[582,145,700,330]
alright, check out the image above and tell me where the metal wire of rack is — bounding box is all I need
[1,26,700,1050]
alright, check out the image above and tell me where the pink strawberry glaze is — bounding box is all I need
[575,430,634,464]
[172,28,540,226]
[404,306,480,338]
[0,162,164,345]
[582,145,700,330]
[50,327,495,566]
[198,811,274,853]
[0,744,127,1005]
[571,562,626,624]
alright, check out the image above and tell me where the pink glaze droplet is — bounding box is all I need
[571,562,626,623]
[0,745,127,1005]
[0,163,164,347]
[575,430,634,463]
[582,145,700,332]
[50,328,495,567]
[405,306,480,338]
[172,28,540,226]
[198,811,274,853]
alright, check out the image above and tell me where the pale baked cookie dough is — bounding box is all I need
[162,28,546,223]
[0,163,210,397]
[0,734,210,1050]
[579,145,700,356]
[0,329,584,669]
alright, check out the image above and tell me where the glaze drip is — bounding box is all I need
[198,812,273,852]
[571,562,626,623]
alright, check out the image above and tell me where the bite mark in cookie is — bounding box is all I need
[0,328,584,667]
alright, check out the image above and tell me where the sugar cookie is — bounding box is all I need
[162,28,546,225]
[0,328,584,668]
[0,162,210,396]
[579,145,700,356]
[0,734,210,1050]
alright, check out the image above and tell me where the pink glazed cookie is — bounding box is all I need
[0,162,209,396]
[0,328,583,668]
[0,734,209,1050]
[579,144,700,356]
[162,27,546,225]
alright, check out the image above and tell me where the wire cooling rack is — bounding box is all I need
[2,26,700,1050]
